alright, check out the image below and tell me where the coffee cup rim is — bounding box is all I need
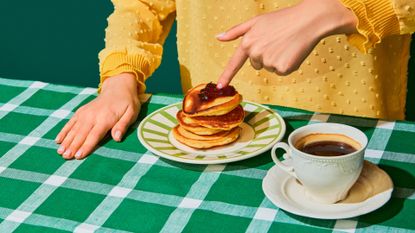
[287,123,368,160]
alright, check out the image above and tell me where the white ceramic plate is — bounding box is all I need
[262,160,393,219]
[137,101,286,164]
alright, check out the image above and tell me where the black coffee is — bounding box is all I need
[299,140,357,156]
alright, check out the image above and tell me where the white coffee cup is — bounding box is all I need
[271,123,367,204]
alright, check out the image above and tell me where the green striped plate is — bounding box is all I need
[137,101,286,164]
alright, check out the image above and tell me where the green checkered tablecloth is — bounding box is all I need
[0,77,414,233]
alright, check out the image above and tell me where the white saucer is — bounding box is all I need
[262,160,393,219]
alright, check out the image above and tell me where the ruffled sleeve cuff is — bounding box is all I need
[98,52,150,93]
[340,0,400,52]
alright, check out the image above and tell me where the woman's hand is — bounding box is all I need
[55,73,141,159]
[216,0,357,87]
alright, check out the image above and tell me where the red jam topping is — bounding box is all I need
[198,82,236,102]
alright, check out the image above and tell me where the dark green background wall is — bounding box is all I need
[0,1,413,120]
[0,0,181,94]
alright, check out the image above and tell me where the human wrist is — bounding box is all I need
[300,0,358,39]
[101,73,139,94]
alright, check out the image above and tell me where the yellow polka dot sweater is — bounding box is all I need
[98,0,415,120]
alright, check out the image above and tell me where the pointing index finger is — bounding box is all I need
[217,44,248,88]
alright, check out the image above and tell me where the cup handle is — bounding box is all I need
[271,142,298,179]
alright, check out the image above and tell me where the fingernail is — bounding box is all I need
[55,135,61,142]
[75,150,83,159]
[63,149,71,157]
[216,32,226,39]
[217,83,223,89]
[57,146,65,154]
[115,130,122,141]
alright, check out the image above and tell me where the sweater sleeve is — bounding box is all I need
[339,0,414,52]
[98,0,176,93]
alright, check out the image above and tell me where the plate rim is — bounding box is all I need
[262,161,393,219]
[137,101,286,164]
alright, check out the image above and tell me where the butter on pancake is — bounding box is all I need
[179,105,244,130]
[183,83,242,117]
[173,126,241,149]
[340,161,393,203]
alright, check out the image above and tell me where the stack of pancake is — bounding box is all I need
[173,83,244,149]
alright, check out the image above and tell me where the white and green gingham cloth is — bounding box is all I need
[0,77,414,232]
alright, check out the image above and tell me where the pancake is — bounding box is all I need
[177,118,223,135]
[178,105,244,130]
[173,83,245,149]
[176,125,232,141]
[183,83,242,117]
[172,126,241,149]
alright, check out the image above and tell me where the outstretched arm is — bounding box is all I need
[55,0,176,160]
